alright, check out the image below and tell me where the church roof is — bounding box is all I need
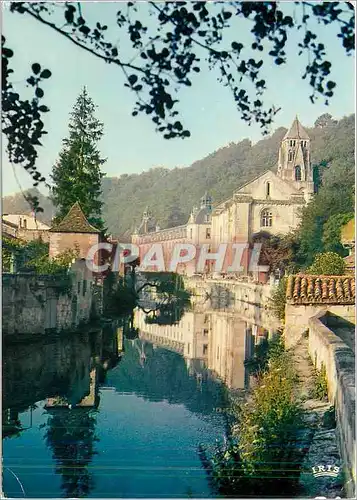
[189,206,211,224]
[283,117,310,140]
[49,202,100,233]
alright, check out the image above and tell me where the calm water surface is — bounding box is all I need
[2,302,276,498]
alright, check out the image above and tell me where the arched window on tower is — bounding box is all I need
[288,150,293,162]
[261,209,272,228]
[295,165,302,181]
[266,182,271,197]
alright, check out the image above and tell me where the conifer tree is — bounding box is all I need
[51,87,106,229]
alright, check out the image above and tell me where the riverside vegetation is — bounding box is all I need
[203,335,306,497]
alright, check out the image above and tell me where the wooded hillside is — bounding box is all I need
[3,114,354,238]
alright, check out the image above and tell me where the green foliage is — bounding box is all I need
[210,348,303,496]
[2,236,24,271]
[2,237,50,272]
[6,0,354,188]
[105,276,138,316]
[322,212,354,254]
[312,363,328,401]
[21,239,49,265]
[51,87,106,230]
[244,333,285,376]
[25,247,79,275]
[252,232,299,275]
[307,252,346,276]
[271,277,287,322]
[295,115,355,266]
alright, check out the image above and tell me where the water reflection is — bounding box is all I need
[2,297,280,498]
[134,297,279,391]
[2,323,123,498]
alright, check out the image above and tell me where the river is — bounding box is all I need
[2,299,278,498]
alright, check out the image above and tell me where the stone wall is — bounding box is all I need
[308,311,355,498]
[16,228,50,243]
[184,276,281,331]
[185,276,274,308]
[3,259,94,339]
[285,303,355,348]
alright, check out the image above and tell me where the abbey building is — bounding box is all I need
[131,117,314,276]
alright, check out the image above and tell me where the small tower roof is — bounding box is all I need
[200,192,212,208]
[283,116,310,140]
[49,202,100,233]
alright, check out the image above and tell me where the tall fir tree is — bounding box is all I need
[51,87,106,230]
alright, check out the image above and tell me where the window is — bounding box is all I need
[266,182,270,197]
[206,228,211,239]
[288,150,293,162]
[82,280,87,296]
[23,219,27,229]
[187,343,190,355]
[205,214,210,223]
[78,281,81,294]
[190,228,193,239]
[203,328,209,336]
[295,165,302,181]
[217,345,220,360]
[203,344,208,355]
[261,210,272,227]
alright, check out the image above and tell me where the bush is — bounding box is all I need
[244,333,285,376]
[210,348,303,496]
[25,247,79,275]
[105,277,137,316]
[271,277,287,321]
[307,251,346,275]
[312,363,328,400]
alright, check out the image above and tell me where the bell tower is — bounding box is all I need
[277,116,314,202]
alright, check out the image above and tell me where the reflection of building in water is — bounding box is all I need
[45,368,98,409]
[134,308,209,363]
[208,313,269,390]
[2,406,35,438]
[135,307,272,390]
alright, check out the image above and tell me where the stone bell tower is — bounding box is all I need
[277,116,314,202]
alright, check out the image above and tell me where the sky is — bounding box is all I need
[2,1,355,197]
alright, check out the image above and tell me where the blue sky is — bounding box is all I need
[2,2,355,197]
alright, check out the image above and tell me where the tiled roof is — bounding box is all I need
[286,274,355,305]
[49,202,100,234]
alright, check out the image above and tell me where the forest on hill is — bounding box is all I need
[3,113,354,239]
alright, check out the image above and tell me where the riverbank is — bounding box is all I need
[204,331,347,498]
[290,334,345,498]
